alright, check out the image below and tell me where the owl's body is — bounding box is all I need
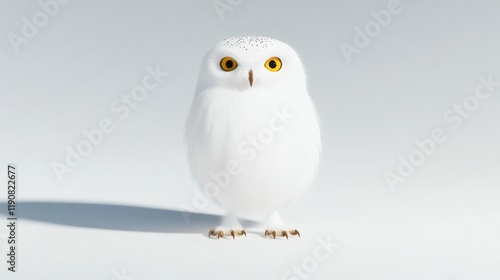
[185,36,320,238]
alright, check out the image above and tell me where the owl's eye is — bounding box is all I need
[264,57,282,72]
[220,57,238,72]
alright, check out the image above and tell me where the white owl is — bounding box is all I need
[185,36,321,239]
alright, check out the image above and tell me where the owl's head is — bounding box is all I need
[196,36,307,93]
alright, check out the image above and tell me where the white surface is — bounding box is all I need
[0,0,499,279]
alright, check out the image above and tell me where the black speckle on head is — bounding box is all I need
[222,36,278,51]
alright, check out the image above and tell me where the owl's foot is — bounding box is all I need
[208,214,246,239]
[208,228,247,239]
[264,229,300,239]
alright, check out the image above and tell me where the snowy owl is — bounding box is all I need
[185,36,321,239]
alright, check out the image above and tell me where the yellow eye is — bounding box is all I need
[220,57,238,72]
[264,57,282,72]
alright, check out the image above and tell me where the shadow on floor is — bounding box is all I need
[0,201,224,234]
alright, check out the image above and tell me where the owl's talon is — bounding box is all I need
[265,229,277,239]
[208,228,246,239]
[208,228,224,239]
[265,229,300,239]
[265,230,276,239]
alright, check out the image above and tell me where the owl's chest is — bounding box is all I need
[205,93,301,146]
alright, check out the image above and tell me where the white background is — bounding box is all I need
[0,0,499,279]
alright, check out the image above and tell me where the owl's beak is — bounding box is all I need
[248,70,253,87]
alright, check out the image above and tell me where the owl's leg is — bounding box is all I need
[208,213,246,239]
[264,211,300,239]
